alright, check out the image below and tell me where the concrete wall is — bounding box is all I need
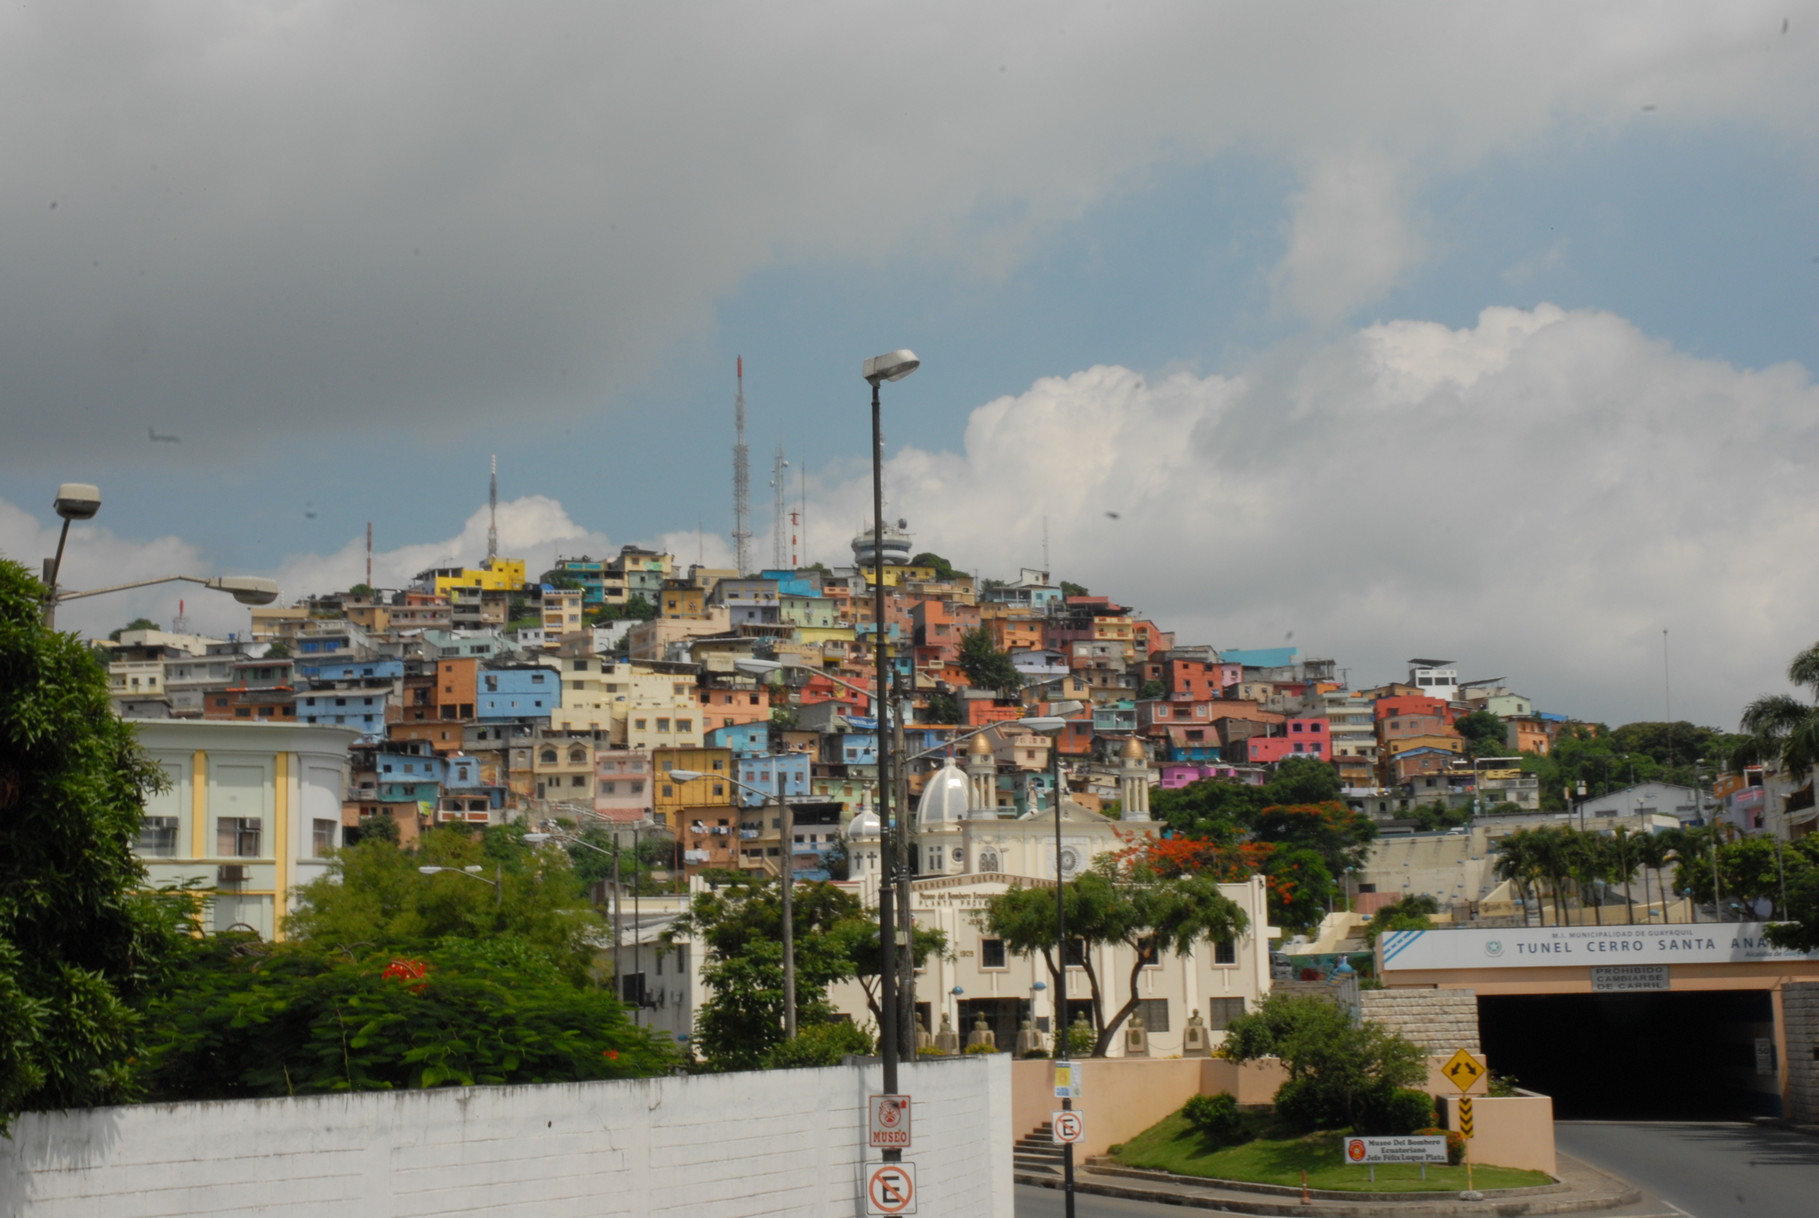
[1009,1057,1287,1160]
[0,1058,1011,1218]
[1783,980,1819,1124]
[1439,1093,1556,1175]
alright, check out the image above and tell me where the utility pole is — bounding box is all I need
[893,665,915,1060]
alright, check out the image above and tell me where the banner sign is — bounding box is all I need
[1591,965,1669,992]
[1379,924,1819,972]
[1344,1136,1448,1165]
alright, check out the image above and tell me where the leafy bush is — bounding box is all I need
[1356,1084,1435,1135]
[761,1020,873,1068]
[1417,1126,1467,1165]
[964,1041,999,1055]
[1064,1021,1096,1057]
[1181,1091,1243,1144]
[1272,1077,1327,1133]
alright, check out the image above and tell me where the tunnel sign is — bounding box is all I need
[865,1162,916,1215]
[1441,1048,1485,1092]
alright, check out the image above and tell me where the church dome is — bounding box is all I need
[1121,736,1146,761]
[844,805,881,841]
[967,732,994,757]
[916,757,973,830]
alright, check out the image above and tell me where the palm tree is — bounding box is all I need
[1741,642,1819,793]
[1607,828,1640,925]
[1492,831,1544,926]
[1529,827,1578,925]
[1632,830,1674,921]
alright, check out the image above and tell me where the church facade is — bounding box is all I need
[833,734,1277,1057]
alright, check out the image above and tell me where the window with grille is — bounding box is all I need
[1214,938,1237,965]
[980,938,1007,969]
[217,817,262,858]
[1136,998,1170,1033]
[137,816,179,857]
[1208,997,1247,1030]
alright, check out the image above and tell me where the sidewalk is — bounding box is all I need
[1014,1152,1644,1215]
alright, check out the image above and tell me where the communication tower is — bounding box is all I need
[732,358,752,575]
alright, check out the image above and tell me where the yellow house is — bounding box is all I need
[653,747,734,819]
[430,557,528,597]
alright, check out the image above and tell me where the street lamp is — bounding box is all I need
[671,763,802,1037]
[417,863,501,907]
[48,572,280,628]
[863,348,918,1110]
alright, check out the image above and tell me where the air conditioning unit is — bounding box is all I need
[217,864,248,884]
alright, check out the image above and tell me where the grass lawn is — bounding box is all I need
[1110,1111,1554,1194]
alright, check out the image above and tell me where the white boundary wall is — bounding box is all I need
[0,1056,1011,1218]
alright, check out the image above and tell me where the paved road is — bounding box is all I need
[1016,1182,1179,1218]
[1556,1121,1819,1218]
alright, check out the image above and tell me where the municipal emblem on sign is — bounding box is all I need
[1051,1111,1084,1144]
[865,1162,917,1215]
[869,1094,911,1149]
[1441,1048,1485,1092]
[1346,1137,1368,1162]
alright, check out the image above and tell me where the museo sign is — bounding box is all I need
[1379,924,1819,972]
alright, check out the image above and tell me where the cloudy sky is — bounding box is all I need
[4,3,1816,730]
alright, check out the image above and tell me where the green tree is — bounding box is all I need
[977,859,1247,1056]
[0,560,192,1132]
[346,583,376,599]
[1059,581,1089,599]
[922,688,961,724]
[1742,643,1819,787]
[665,877,914,1070]
[1217,992,1427,1132]
[537,570,583,590]
[141,935,677,1099]
[284,826,603,980]
[958,627,1021,696]
[1453,710,1508,758]
[1362,894,1438,944]
[908,552,960,581]
[263,640,292,659]
[107,616,161,641]
[1137,678,1166,700]
[620,593,659,622]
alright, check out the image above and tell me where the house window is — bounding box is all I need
[217,817,263,858]
[1208,997,1246,1030]
[312,819,338,856]
[1136,998,1170,1033]
[677,719,692,732]
[1062,938,1087,968]
[980,938,1007,969]
[137,816,180,857]
[1138,935,1162,968]
[656,718,670,732]
[1214,938,1237,966]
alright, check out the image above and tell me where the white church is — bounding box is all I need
[833,734,1277,1057]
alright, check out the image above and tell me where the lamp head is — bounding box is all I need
[417,866,442,875]
[522,833,551,843]
[668,769,704,783]
[53,483,102,521]
[209,575,281,605]
[734,658,783,677]
[862,349,920,385]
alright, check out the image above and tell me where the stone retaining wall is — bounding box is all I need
[1360,988,1480,1052]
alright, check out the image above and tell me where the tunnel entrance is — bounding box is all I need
[1477,989,1779,1120]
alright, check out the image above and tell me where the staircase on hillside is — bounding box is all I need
[1012,1122,1067,1178]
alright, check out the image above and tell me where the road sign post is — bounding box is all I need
[865,1162,917,1215]
[1441,1048,1485,1092]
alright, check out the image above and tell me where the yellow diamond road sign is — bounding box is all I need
[1442,1049,1485,1092]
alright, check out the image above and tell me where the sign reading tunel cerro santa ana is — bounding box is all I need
[1378,923,1819,972]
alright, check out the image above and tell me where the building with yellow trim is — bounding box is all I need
[130,719,359,939]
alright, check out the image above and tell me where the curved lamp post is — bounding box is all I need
[417,863,501,907]
[861,348,918,1116]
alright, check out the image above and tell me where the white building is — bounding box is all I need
[130,718,359,937]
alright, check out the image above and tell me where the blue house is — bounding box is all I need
[296,686,393,738]
[475,666,558,720]
[706,722,772,757]
[734,752,812,806]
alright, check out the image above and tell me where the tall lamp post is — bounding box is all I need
[526,822,665,1017]
[862,348,918,1113]
[41,482,101,626]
